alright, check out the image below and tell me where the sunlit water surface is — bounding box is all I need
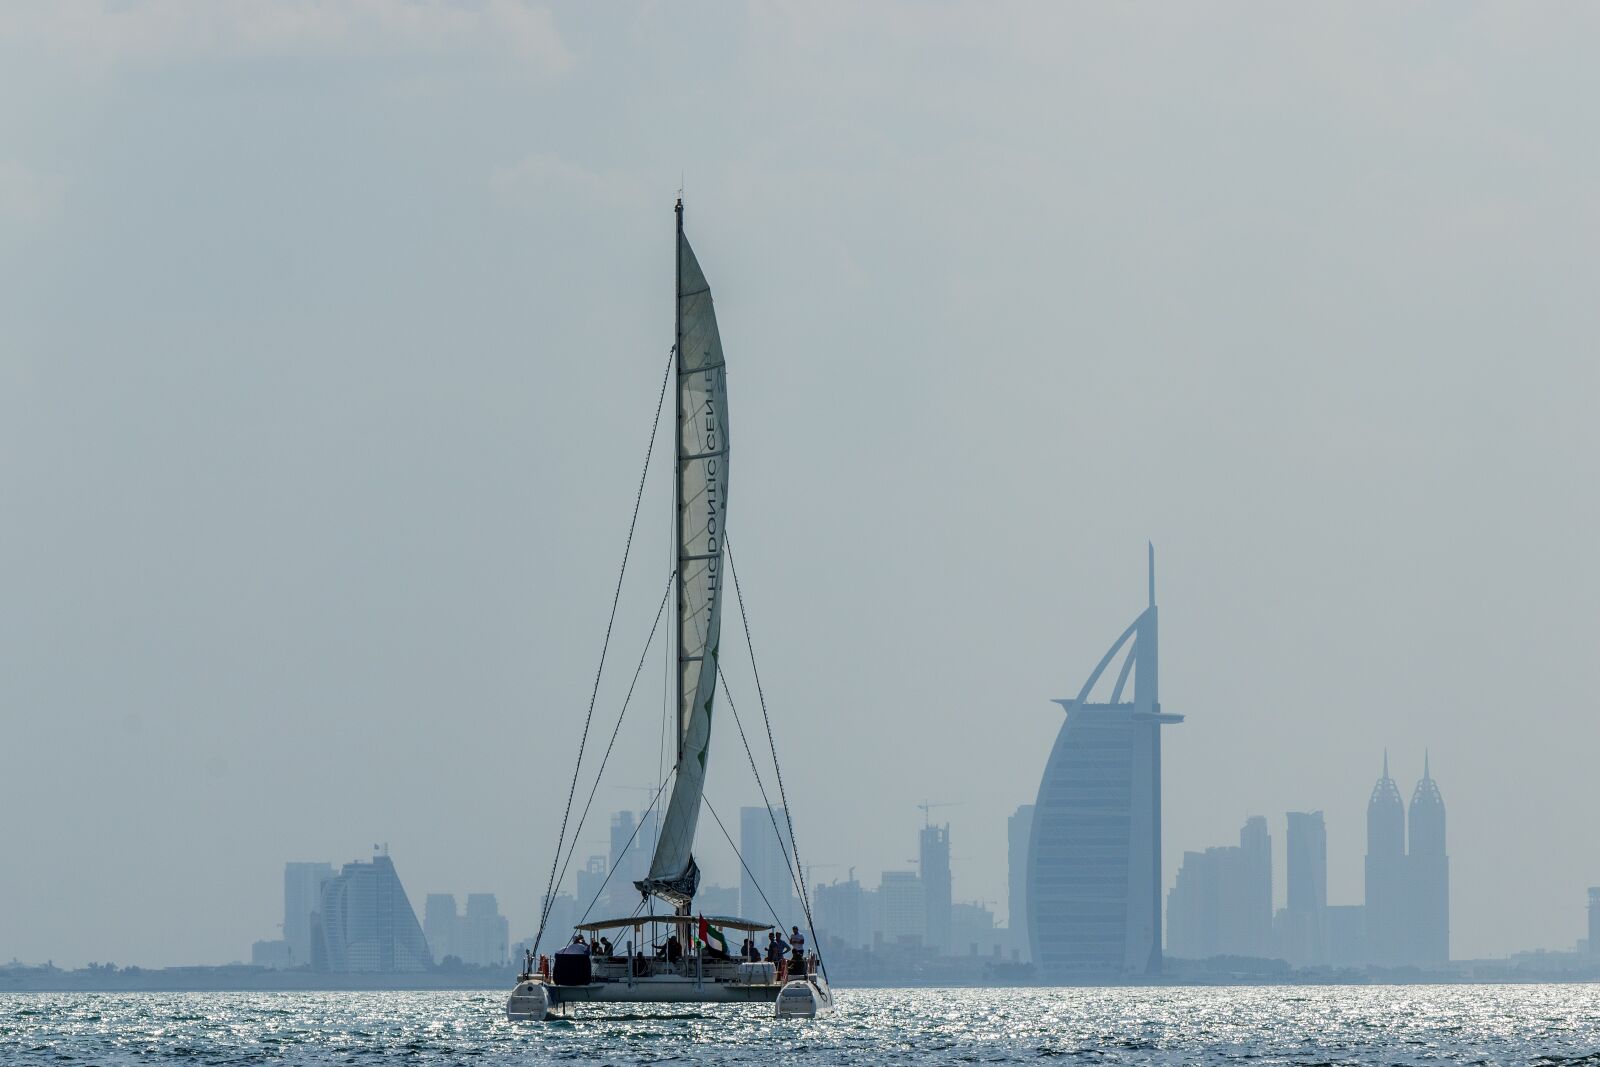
[3,985,1598,1065]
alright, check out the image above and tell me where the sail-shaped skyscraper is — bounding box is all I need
[1026,547,1183,979]
[1406,754,1449,964]
[1364,754,1407,966]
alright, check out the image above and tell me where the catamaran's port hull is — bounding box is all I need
[507,979,780,1020]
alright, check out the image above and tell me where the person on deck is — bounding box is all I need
[764,932,779,963]
[599,936,613,957]
[789,926,806,966]
[742,936,759,962]
[666,934,682,965]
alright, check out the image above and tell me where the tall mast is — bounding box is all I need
[673,198,685,766]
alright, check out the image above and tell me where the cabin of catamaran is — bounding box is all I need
[506,200,832,1022]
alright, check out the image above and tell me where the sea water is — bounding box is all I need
[2,984,1597,1065]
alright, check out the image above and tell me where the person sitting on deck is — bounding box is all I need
[599,936,613,957]
[742,936,759,962]
[588,936,602,955]
[665,934,683,964]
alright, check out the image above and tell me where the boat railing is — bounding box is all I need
[585,955,780,987]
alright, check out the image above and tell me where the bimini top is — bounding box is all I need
[572,915,775,934]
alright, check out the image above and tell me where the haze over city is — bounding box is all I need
[2,2,1596,972]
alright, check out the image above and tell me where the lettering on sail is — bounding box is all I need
[701,364,720,620]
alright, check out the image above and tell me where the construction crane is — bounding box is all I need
[916,799,963,827]
[804,863,842,887]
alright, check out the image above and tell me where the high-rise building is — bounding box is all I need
[739,806,796,924]
[1405,755,1448,965]
[1027,548,1182,979]
[949,901,1003,957]
[1164,817,1271,960]
[608,810,659,916]
[1286,812,1328,913]
[1238,816,1273,957]
[1280,811,1328,966]
[879,870,926,946]
[461,894,508,967]
[312,852,431,973]
[423,893,458,963]
[920,823,952,953]
[1588,888,1600,957]
[814,876,867,951]
[1007,805,1034,960]
[1364,753,1407,967]
[539,891,578,947]
[1166,848,1223,959]
[575,856,607,921]
[283,862,334,969]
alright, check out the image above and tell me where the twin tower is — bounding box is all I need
[1365,752,1449,966]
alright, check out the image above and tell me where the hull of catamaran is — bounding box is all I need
[506,975,783,1020]
[506,975,832,1021]
[774,976,833,1019]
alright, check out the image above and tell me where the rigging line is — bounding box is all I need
[652,404,672,838]
[714,667,801,905]
[532,344,676,960]
[657,461,672,819]
[578,772,674,925]
[724,534,827,981]
[701,793,786,931]
[544,569,675,938]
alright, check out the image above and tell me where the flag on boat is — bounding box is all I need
[696,915,729,955]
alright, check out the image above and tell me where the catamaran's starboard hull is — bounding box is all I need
[506,979,781,1020]
[775,977,833,1018]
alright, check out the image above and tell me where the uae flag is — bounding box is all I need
[696,915,729,955]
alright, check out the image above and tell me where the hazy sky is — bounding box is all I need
[2,2,1596,969]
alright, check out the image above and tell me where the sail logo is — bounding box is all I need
[702,366,722,604]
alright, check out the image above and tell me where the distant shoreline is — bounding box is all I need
[0,969,513,994]
[3,969,1598,994]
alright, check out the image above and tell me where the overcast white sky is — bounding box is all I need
[2,2,1596,968]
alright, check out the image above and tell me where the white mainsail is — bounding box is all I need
[637,205,728,906]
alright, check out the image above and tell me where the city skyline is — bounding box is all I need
[241,747,1471,980]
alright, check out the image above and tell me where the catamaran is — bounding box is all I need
[506,201,832,1022]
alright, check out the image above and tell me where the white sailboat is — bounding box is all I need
[506,201,831,1022]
